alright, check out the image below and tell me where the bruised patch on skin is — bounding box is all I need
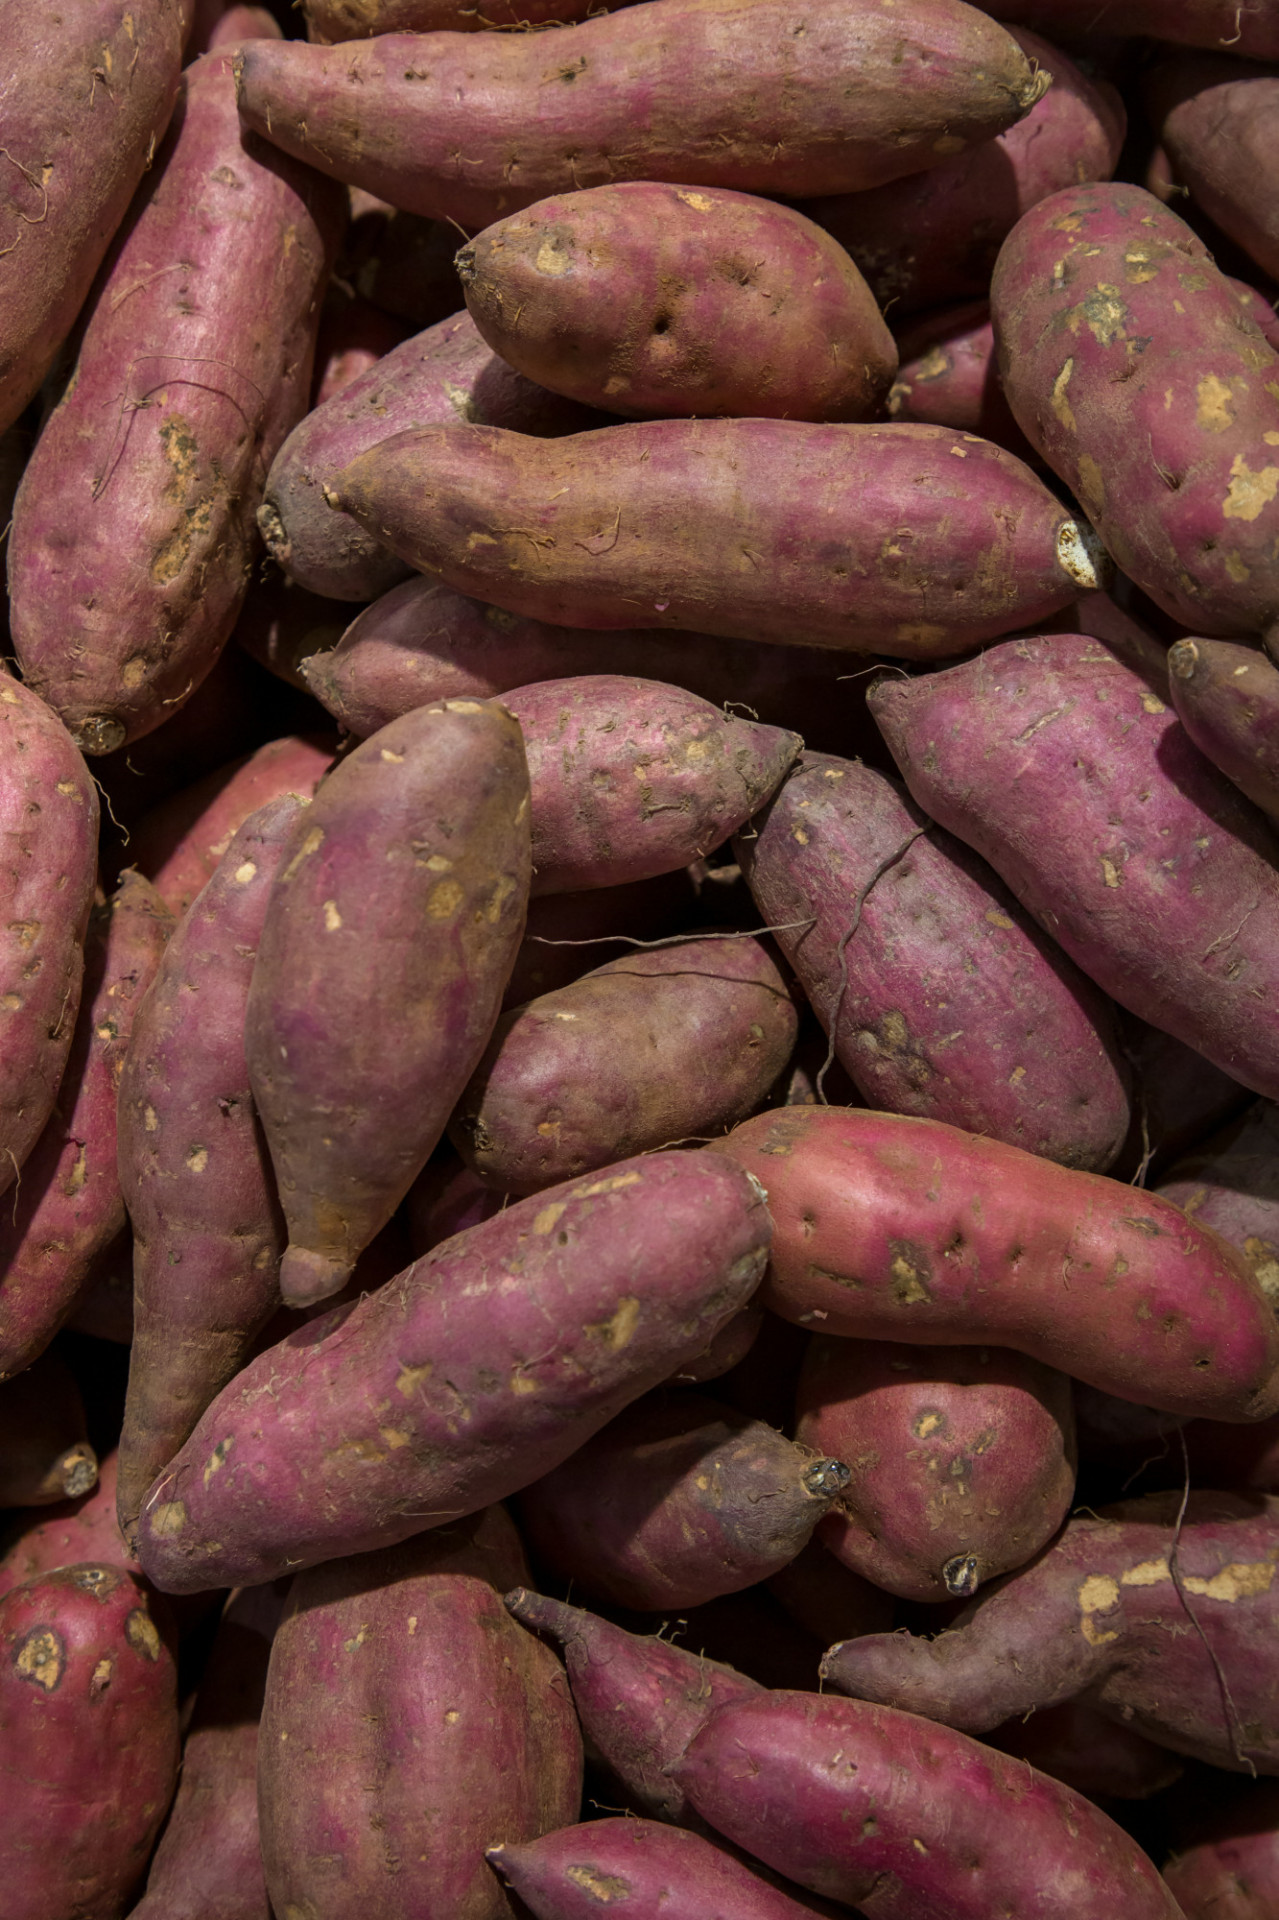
[1196,375,1237,433]
[126,1611,162,1662]
[14,1628,64,1691]
[888,1242,932,1305]
[1078,1573,1120,1645]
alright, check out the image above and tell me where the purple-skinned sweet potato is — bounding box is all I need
[515,1389,849,1611]
[870,632,1279,1097]
[823,1490,1279,1775]
[0,874,172,1380]
[991,182,1279,639]
[0,1564,180,1920]
[1163,1779,1279,1919]
[458,182,897,423]
[887,301,1036,460]
[987,1700,1185,1802]
[734,750,1131,1170]
[7,51,346,754]
[132,1148,770,1591]
[980,0,1279,60]
[235,1,1047,229]
[114,796,305,1545]
[1160,1099,1279,1303]
[674,1688,1184,1918]
[333,418,1105,658]
[304,0,622,38]
[0,0,191,435]
[0,1350,98,1508]
[0,1453,139,1599]
[710,1104,1279,1423]
[1167,636,1279,819]
[245,698,531,1308]
[450,935,798,1194]
[259,1510,580,1920]
[804,28,1125,316]
[259,309,600,604]
[797,1338,1076,1602]
[1147,54,1279,286]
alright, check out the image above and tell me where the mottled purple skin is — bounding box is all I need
[797,1338,1076,1603]
[0,1565,180,1920]
[502,1588,761,1825]
[0,1453,140,1600]
[0,676,100,1202]
[246,699,531,1309]
[235,1,1045,227]
[8,53,346,755]
[870,633,1279,1097]
[675,1690,1183,1919]
[766,1539,895,1646]
[115,796,304,1545]
[129,1583,281,1920]
[988,1700,1185,1802]
[489,1820,828,1920]
[260,1513,578,1920]
[0,875,172,1379]
[712,1105,1279,1423]
[735,751,1130,1170]
[888,301,1036,460]
[992,183,1279,638]
[259,310,599,604]
[305,0,621,38]
[1164,1780,1279,1919]
[0,1350,98,1508]
[133,1149,771,1591]
[451,936,799,1194]
[1160,1099,1279,1306]
[1148,55,1279,286]
[459,182,897,424]
[981,0,1279,59]
[804,28,1125,316]
[516,1390,848,1611]
[0,0,191,434]
[1168,636,1279,820]
[823,1491,1279,1776]
[332,418,1103,657]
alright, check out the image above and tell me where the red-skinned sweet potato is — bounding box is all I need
[133,1148,770,1591]
[8,52,346,754]
[711,1104,1279,1423]
[887,301,1036,459]
[246,698,531,1308]
[0,1350,98,1508]
[1160,1099,1279,1302]
[0,1453,139,1599]
[1147,54,1279,285]
[1167,636,1279,820]
[115,797,304,1544]
[987,1700,1185,1803]
[1163,1778,1279,1919]
[332,419,1104,658]
[980,0,1279,60]
[797,1338,1077,1602]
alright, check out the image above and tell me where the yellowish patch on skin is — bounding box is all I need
[1196,374,1237,432]
[444,700,485,714]
[203,1437,232,1486]
[282,827,324,883]
[1223,455,1279,521]
[344,1624,368,1653]
[793,826,809,845]
[323,900,342,932]
[380,1428,411,1449]
[914,1411,944,1439]
[424,854,453,872]
[890,1254,929,1305]
[1123,246,1159,285]
[233,860,257,885]
[532,1202,567,1236]
[572,1171,642,1199]
[149,1501,186,1537]
[186,1146,208,1173]
[1183,1560,1276,1602]
[427,879,465,918]
[90,1656,114,1697]
[1226,552,1252,583]
[1100,857,1122,889]
[380,747,405,763]
[674,189,713,211]
[1051,359,1077,432]
[1120,1558,1170,1587]
[1139,691,1166,715]
[933,133,965,155]
[566,1867,630,1900]
[534,238,571,276]
[1078,1573,1121,1646]
[510,1368,539,1395]
[16,1629,64,1691]
[396,1361,433,1398]
[1076,452,1107,515]
[895,623,947,648]
[985,910,1014,930]
[587,1296,642,1350]
[126,1611,162,1662]
[484,875,516,924]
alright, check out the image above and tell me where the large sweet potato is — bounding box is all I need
[1167,636,1279,820]
[1147,54,1279,286]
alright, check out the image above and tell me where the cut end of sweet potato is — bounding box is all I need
[1055,516,1111,593]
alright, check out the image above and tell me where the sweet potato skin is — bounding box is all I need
[489,1820,828,1920]
[870,632,1279,1098]
[1163,1780,1279,1920]
[735,751,1130,1170]
[133,1148,770,1591]
[887,301,1035,459]
[1148,54,1279,285]
[459,183,897,423]
[8,52,345,754]
[712,1104,1279,1423]
[1167,636,1279,820]
[333,419,1102,657]
[235,1,1046,227]
[0,1453,139,1599]
[304,0,619,37]
[1160,1101,1279,1307]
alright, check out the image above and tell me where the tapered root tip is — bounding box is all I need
[279,1245,352,1309]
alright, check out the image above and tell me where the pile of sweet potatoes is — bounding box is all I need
[4,4,1279,1916]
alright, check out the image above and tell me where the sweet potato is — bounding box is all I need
[870,633,1279,1097]
[459,183,897,423]
[735,751,1130,1170]
[1163,1779,1279,1919]
[670,1307,764,1386]
[980,0,1279,60]
[332,419,1104,657]
[674,1689,1184,1918]
[0,1,189,435]
[245,699,530,1308]
[304,0,618,38]
[992,182,1279,639]
[312,284,412,407]
[0,1453,138,1599]
[235,1,1047,229]
[259,310,599,604]
[1167,637,1279,820]
[259,1511,580,1920]
[133,1148,770,1591]
[1160,1100,1279,1303]
[8,51,346,754]
[797,1338,1076,1602]
[0,874,172,1380]
[0,1351,98,1508]
[887,302,1036,459]
[711,1104,1279,1423]
[1147,54,1279,286]
[804,29,1124,315]
[987,1700,1185,1803]
[823,1490,1279,1775]
[115,797,304,1544]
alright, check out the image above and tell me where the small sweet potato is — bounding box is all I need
[1163,1779,1279,1920]
[1167,637,1279,820]
[987,1700,1185,1803]
[887,302,1035,459]
[0,1453,138,1599]
[1159,1099,1279,1303]
[1147,53,1279,285]
[0,1351,98,1508]
[711,1104,1279,1423]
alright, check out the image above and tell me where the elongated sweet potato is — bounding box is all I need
[133,1148,770,1590]
[735,751,1130,1169]
[0,1351,98,1508]
[333,419,1104,657]
[459,183,897,423]
[260,1512,580,1920]
[0,0,190,435]
[981,0,1279,59]
[711,1104,1279,1422]
[797,1338,1075,1602]
[674,1690,1183,1919]
[1167,637,1279,820]
[1163,1780,1279,1920]
[236,1,1047,229]
[0,1453,138,1598]
[0,1564,179,1920]
[1160,1100,1279,1304]
[887,302,1035,459]
[115,797,304,1545]
[823,1491,1279,1775]
[1148,54,1279,285]
[870,632,1279,1097]
[988,1700,1185,1803]
[489,1820,828,1920]
[8,52,345,754]
[246,699,530,1308]
[305,0,617,37]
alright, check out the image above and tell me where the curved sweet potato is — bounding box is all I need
[489,1820,828,1920]
[0,1351,98,1508]
[1167,636,1279,820]
[1147,53,1279,286]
